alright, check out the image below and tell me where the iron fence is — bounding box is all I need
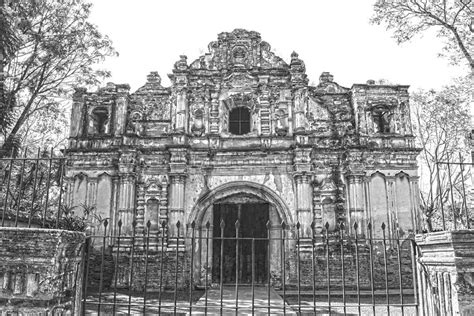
[80,219,419,315]
[0,148,66,228]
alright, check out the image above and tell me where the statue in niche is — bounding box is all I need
[275,109,288,136]
[126,112,144,136]
[191,108,205,136]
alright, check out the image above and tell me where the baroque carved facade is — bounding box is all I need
[66,29,420,282]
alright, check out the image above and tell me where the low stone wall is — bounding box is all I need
[0,227,85,315]
[416,230,474,316]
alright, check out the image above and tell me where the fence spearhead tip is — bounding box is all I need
[161,220,166,228]
[176,220,181,228]
[296,222,300,229]
[220,219,225,228]
[191,220,195,228]
[353,222,358,230]
[103,219,108,227]
[281,221,286,229]
[367,222,372,230]
[340,222,344,229]
[206,221,210,229]
[235,219,240,228]
[325,222,330,230]
[146,220,151,228]
[381,222,386,230]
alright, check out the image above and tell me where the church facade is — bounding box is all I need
[66,29,420,284]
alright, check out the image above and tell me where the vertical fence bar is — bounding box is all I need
[446,161,457,230]
[143,220,151,314]
[354,222,361,315]
[340,223,346,315]
[267,220,271,315]
[1,157,13,227]
[396,228,405,316]
[325,222,331,315]
[382,223,390,315]
[435,157,446,231]
[189,221,195,315]
[311,222,316,315]
[55,158,65,228]
[219,219,225,314]
[411,240,419,316]
[458,154,470,229]
[14,148,27,227]
[127,220,137,315]
[97,219,108,315]
[174,221,181,315]
[368,222,376,315]
[158,221,165,315]
[251,237,255,315]
[112,219,122,316]
[281,222,286,315]
[42,148,53,227]
[235,219,240,315]
[81,237,91,316]
[28,148,41,227]
[205,221,210,315]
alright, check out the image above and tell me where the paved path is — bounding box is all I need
[192,286,296,315]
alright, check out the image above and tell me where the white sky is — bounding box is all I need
[88,0,467,92]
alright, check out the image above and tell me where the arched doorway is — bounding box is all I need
[188,182,293,286]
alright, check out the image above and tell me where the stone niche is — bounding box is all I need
[0,227,85,315]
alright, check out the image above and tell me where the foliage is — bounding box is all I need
[411,76,472,231]
[0,0,117,155]
[371,0,473,71]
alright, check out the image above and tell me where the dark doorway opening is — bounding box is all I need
[212,203,269,284]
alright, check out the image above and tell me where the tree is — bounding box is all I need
[0,0,116,156]
[411,76,472,231]
[371,0,473,71]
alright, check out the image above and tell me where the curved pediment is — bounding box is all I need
[187,29,288,71]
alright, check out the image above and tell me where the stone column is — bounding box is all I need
[175,88,187,133]
[168,147,187,248]
[117,175,136,235]
[135,183,145,232]
[168,174,185,247]
[114,84,130,136]
[159,176,169,245]
[386,176,396,240]
[293,89,306,133]
[111,176,120,237]
[416,231,474,315]
[409,176,421,232]
[293,148,313,242]
[209,90,220,134]
[70,88,87,138]
[347,174,365,236]
[295,174,313,239]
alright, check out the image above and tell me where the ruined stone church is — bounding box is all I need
[66,29,420,283]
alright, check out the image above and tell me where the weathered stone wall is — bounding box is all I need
[0,227,85,315]
[416,230,474,316]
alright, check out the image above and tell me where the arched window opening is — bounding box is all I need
[229,107,250,135]
[373,109,391,134]
[91,108,109,134]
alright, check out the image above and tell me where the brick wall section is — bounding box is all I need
[287,239,413,290]
[85,238,414,292]
[0,227,85,315]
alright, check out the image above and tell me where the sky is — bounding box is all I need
[88,0,467,92]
